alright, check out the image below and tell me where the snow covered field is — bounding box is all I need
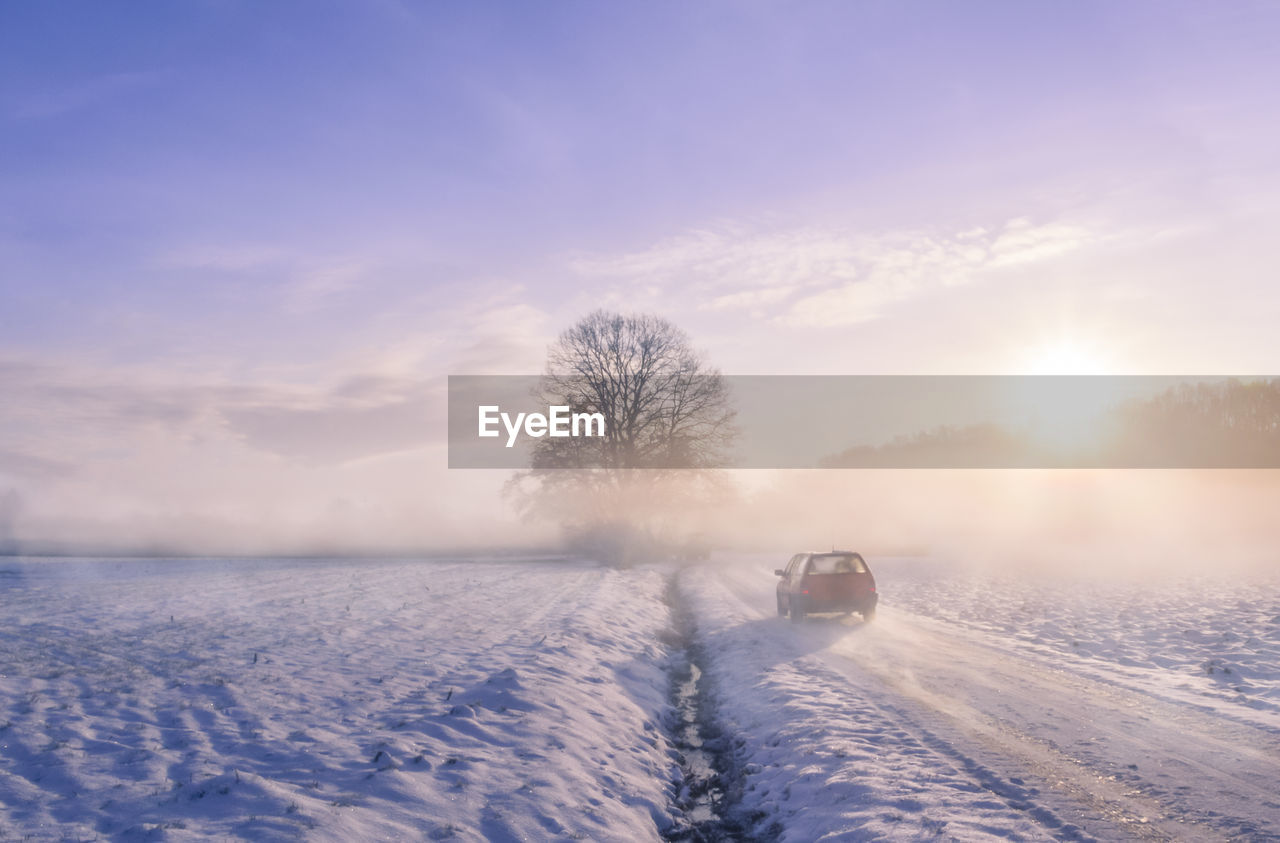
[0,557,677,840]
[3,553,1280,841]
[885,560,1280,721]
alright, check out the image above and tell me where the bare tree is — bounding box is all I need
[506,311,737,550]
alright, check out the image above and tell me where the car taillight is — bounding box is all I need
[802,589,809,594]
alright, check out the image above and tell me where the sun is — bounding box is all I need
[1024,339,1111,375]
[1014,336,1122,456]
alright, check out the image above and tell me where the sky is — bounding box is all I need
[3,1,1280,553]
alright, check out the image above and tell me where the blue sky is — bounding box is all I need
[3,1,1280,550]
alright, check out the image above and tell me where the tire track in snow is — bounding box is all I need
[824,611,1280,841]
[705,556,1280,840]
[713,563,1113,838]
[682,564,1124,841]
[812,640,1180,841]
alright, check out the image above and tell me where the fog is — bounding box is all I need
[4,464,1278,577]
[713,469,1280,578]
[3,359,1278,570]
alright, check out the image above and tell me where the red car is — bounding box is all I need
[776,551,877,623]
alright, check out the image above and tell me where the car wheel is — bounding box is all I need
[789,601,806,623]
[861,607,876,622]
[777,596,787,617]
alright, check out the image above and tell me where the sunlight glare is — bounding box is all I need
[1024,340,1111,375]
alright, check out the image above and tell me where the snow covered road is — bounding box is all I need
[685,557,1280,841]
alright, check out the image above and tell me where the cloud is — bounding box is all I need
[0,358,494,554]
[570,224,859,297]
[156,242,374,310]
[0,358,445,473]
[706,284,801,312]
[571,217,1108,327]
[0,287,550,499]
[0,449,73,481]
[0,360,203,460]
[784,230,991,326]
[224,376,445,464]
[988,218,1095,267]
[285,259,372,311]
[0,292,559,554]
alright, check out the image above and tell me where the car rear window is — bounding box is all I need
[807,554,868,574]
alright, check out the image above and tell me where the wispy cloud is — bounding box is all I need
[0,448,73,481]
[569,224,859,294]
[285,259,372,312]
[570,217,1109,326]
[0,358,444,474]
[223,377,444,464]
[0,285,553,486]
[0,287,556,551]
[157,242,374,311]
[706,284,801,312]
[988,218,1096,268]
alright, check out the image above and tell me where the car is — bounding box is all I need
[775,551,877,623]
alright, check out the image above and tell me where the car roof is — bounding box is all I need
[808,550,861,556]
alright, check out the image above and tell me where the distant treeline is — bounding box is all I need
[821,378,1280,468]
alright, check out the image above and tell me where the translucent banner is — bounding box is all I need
[448,375,1280,469]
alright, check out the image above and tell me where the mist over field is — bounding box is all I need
[5,451,1279,579]
[722,469,1280,576]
